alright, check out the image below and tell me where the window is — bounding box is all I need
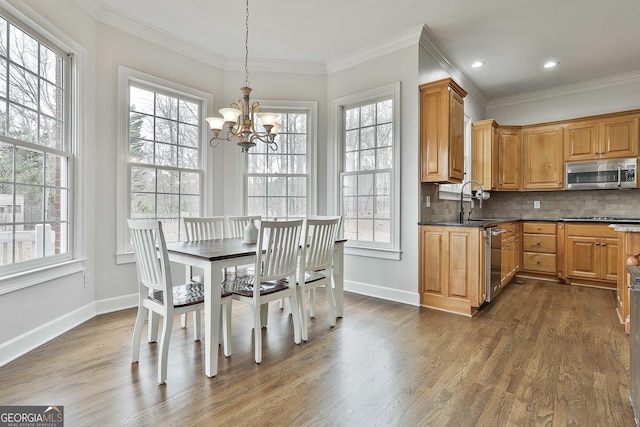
[0,12,71,271]
[335,83,400,259]
[117,67,211,259]
[245,102,316,219]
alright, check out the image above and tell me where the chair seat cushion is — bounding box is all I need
[222,274,289,297]
[151,282,231,307]
[304,271,327,284]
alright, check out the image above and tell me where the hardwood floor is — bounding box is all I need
[0,279,635,426]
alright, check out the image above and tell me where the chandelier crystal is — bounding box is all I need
[206,0,280,152]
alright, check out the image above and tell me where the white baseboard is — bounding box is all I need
[344,280,420,306]
[0,293,138,367]
[95,292,138,315]
[0,303,96,367]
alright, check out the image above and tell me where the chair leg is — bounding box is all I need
[297,286,309,341]
[288,291,302,345]
[193,310,201,341]
[222,301,232,357]
[131,305,148,363]
[326,285,337,327]
[260,303,269,328]
[309,289,316,318]
[158,314,173,385]
[278,298,285,309]
[254,302,262,364]
[181,313,188,328]
[148,311,159,342]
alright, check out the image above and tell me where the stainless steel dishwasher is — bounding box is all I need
[485,227,506,303]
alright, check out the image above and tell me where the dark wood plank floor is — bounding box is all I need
[0,279,635,426]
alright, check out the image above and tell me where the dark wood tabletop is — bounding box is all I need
[166,238,257,261]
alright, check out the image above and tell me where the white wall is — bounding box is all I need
[486,78,640,125]
[0,0,97,363]
[327,46,421,304]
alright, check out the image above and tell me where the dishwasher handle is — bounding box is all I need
[491,229,507,236]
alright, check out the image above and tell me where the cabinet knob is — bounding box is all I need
[536,241,541,245]
[602,243,607,247]
[536,261,541,264]
[596,242,601,246]
[536,227,541,230]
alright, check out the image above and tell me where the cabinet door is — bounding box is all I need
[419,79,467,183]
[601,237,619,282]
[564,120,598,161]
[600,115,639,158]
[566,236,599,279]
[471,120,497,190]
[497,129,521,190]
[419,227,447,297]
[448,90,465,182]
[522,126,564,190]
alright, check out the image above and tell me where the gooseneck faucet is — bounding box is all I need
[459,180,485,223]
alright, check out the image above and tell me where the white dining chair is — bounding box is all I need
[226,215,262,238]
[184,216,226,241]
[296,217,341,341]
[128,220,233,384]
[223,219,303,363]
[181,217,226,328]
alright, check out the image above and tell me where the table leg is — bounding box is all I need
[204,262,221,377]
[333,242,344,318]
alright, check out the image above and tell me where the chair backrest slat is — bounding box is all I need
[255,220,303,285]
[128,220,172,295]
[302,217,341,272]
[226,215,262,238]
[184,216,225,241]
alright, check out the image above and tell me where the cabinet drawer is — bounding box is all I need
[523,222,556,234]
[523,252,557,273]
[566,223,618,238]
[522,234,556,253]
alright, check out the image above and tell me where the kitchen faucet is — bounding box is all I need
[459,180,485,223]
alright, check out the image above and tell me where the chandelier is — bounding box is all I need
[205,0,280,152]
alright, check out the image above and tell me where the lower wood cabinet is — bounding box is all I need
[500,222,520,285]
[520,222,558,280]
[419,225,484,316]
[617,232,640,333]
[565,223,618,288]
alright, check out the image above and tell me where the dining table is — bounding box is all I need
[165,236,346,377]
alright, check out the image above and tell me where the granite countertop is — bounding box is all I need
[419,218,640,228]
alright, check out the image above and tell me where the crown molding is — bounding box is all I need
[487,70,640,109]
[81,0,326,75]
[326,25,422,74]
[418,24,488,108]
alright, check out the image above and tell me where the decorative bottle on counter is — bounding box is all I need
[243,218,258,244]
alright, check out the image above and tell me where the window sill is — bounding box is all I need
[116,252,135,265]
[344,245,401,260]
[0,259,87,295]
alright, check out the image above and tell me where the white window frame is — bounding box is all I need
[332,82,401,260]
[0,4,87,294]
[242,100,317,217]
[115,66,213,264]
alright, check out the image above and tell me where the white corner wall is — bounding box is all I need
[327,46,421,305]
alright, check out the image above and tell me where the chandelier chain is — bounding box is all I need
[244,0,250,88]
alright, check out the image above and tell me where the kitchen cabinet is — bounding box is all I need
[616,231,640,333]
[471,119,499,190]
[522,125,564,190]
[564,114,639,161]
[565,223,618,288]
[419,225,483,316]
[500,221,520,285]
[497,128,521,190]
[521,222,558,279]
[419,78,467,183]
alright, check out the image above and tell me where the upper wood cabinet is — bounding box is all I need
[564,114,639,161]
[471,119,498,190]
[522,125,564,190]
[497,128,521,190]
[419,78,467,183]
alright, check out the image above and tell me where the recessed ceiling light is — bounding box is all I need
[472,61,484,68]
[544,61,558,69]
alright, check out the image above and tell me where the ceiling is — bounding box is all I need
[75,0,640,102]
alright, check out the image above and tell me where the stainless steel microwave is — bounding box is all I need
[566,158,637,190]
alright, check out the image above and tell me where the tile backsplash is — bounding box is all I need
[420,183,640,223]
